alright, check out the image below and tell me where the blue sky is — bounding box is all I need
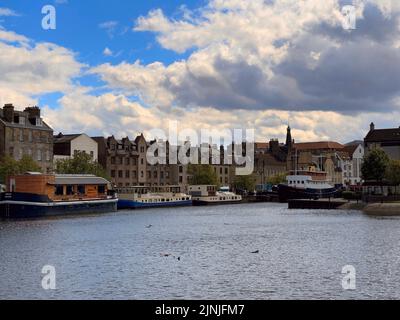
[0,1,399,143]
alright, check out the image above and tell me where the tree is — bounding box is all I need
[267,172,287,185]
[234,174,256,192]
[361,147,390,182]
[386,160,400,186]
[188,164,218,186]
[55,151,110,180]
[0,155,42,184]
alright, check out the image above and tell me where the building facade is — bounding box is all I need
[288,141,345,186]
[342,143,364,186]
[364,122,400,160]
[53,133,98,162]
[0,104,53,173]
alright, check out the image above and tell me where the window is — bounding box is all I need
[118,170,123,178]
[132,171,137,179]
[66,186,74,195]
[98,186,106,194]
[126,170,130,178]
[125,158,130,165]
[77,185,85,194]
[90,151,94,159]
[154,171,158,179]
[19,130,24,142]
[141,171,144,178]
[46,151,51,161]
[140,146,145,153]
[225,168,228,175]
[19,117,26,125]
[18,149,23,160]
[141,158,144,165]
[37,150,42,161]
[55,185,64,196]
[111,157,116,165]
[28,131,33,142]
[111,170,116,178]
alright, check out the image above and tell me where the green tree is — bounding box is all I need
[0,155,42,184]
[361,147,390,182]
[188,164,218,186]
[234,174,256,192]
[267,172,287,185]
[18,155,42,173]
[55,151,110,180]
[386,160,400,186]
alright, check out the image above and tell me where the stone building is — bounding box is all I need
[288,141,345,186]
[364,122,400,160]
[53,133,98,163]
[0,104,53,173]
[253,127,292,185]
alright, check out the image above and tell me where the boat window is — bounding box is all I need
[98,186,106,194]
[55,185,64,196]
[77,185,85,195]
[66,185,74,195]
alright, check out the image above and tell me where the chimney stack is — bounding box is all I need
[3,104,14,123]
[24,106,41,118]
[370,122,375,132]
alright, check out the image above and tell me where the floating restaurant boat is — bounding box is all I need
[277,170,338,202]
[116,185,192,209]
[0,173,118,219]
[188,185,242,206]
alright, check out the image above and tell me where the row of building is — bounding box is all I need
[1,103,400,189]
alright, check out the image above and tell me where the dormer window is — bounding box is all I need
[19,117,26,125]
[36,118,43,127]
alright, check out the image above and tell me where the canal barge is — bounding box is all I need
[188,185,242,206]
[0,173,117,219]
[116,185,192,209]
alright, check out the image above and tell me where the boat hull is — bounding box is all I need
[117,199,192,210]
[0,193,118,219]
[192,199,242,206]
[277,184,338,202]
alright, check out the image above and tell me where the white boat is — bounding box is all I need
[188,185,242,206]
[116,185,192,209]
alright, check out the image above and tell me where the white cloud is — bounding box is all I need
[103,47,113,56]
[0,8,19,17]
[99,21,119,38]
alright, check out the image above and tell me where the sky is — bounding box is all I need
[0,0,399,144]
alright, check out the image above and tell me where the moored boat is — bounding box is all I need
[116,185,192,209]
[0,173,117,219]
[188,185,242,206]
[277,171,338,202]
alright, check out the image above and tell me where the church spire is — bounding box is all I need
[286,125,292,148]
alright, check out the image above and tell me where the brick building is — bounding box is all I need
[0,104,53,173]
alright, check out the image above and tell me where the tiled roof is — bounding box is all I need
[255,142,269,149]
[53,134,81,143]
[343,145,359,156]
[365,128,400,142]
[294,141,344,150]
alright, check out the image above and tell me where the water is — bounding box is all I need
[1,203,400,300]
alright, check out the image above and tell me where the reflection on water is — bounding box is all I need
[1,203,400,300]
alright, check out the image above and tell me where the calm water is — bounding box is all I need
[1,203,400,300]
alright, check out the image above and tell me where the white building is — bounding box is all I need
[53,133,98,162]
[342,143,364,186]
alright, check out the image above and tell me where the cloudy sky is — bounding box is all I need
[0,0,398,143]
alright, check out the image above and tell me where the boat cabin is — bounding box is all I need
[6,173,111,201]
[188,185,217,197]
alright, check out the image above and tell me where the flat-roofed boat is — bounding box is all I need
[116,185,192,209]
[0,173,117,219]
[188,185,242,206]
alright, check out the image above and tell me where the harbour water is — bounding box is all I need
[1,203,400,300]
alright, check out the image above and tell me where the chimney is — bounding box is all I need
[370,122,375,132]
[3,104,14,123]
[24,106,41,118]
